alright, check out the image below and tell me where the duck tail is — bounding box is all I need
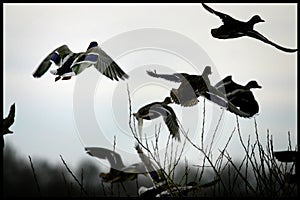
[170,89,180,105]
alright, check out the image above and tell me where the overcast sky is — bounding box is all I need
[3,3,297,171]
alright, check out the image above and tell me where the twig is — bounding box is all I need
[201,98,206,149]
[127,85,182,195]
[59,155,89,196]
[62,172,70,197]
[100,179,107,197]
[113,135,117,152]
[208,109,224,156]
[221,150,256,194]
[177,120,228,193]
[80,168,84,197]
[28,155,42,197]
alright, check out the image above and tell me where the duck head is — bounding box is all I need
[87,41,98,50]
[203,66,212,75]
[250,15,265,24]
[163,97,173,104]
[246,80,262,89]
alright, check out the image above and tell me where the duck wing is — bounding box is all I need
[244,30,297,53]
[151,105,180,141]
[88,46,129,81]
[229,91,260,116]
[33,45,72,78]
[202,3,237,24]
[214,75,233,91]
[122,162,147,174]
[146,70,187,83]
[204,88,253,118]
[3,103,15,134]
[85,147,125,169]
[162,106,180,141]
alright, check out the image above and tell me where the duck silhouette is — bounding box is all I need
[33,41,129,81]
[133,97,180,141]
[209,75,262,117]
[147,66,212,107]
[202,3,297,53]
[147,67,253,118]
[2,103,16,148]
[85,147,147,183]
[135,144,220,197]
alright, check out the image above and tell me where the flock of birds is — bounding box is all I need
[3,4,297,197]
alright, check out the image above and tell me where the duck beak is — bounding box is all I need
[260,19,265,23]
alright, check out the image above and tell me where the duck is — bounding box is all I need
[138,182,199,197]
[133,97,180,141]
[85,147,147,183]
[32,41,129,82]
[147,66,212,107]
[202,3,297,53]
[147,67,253,118]
[2,103,15,148]
[211,76,261,116]
[135,145,220,197]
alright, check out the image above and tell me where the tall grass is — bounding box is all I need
[3,90,297,197]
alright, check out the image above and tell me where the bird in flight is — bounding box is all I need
[85,147,147,183]
[202,3,297,53]
[147,66,212,107]
[133,97,180,141]
[135,144,220,197]
[207,75,262,117]
[2,103,16,148]
[33,41,129,81]
[147,67,253,118]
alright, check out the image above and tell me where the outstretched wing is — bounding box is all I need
[146,70,184,83]
[88,46,129,81]
[85,147,125,169]
[245,30,297,53]
[122,162,148,174]
[3,103,16,133]
[202,3,236,24]
[33,45,72,78]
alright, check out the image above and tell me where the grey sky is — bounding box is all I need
[4,3,297,170]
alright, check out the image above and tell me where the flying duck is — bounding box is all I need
[32,41,129,81]
[147,67,253,118]
[202,3,297,53]
[85,147,147,183]
[211,76,262,116]
[133,97,180,141]
[2,103,15,148]
[147,66,212,107]
[135,144,220,197]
